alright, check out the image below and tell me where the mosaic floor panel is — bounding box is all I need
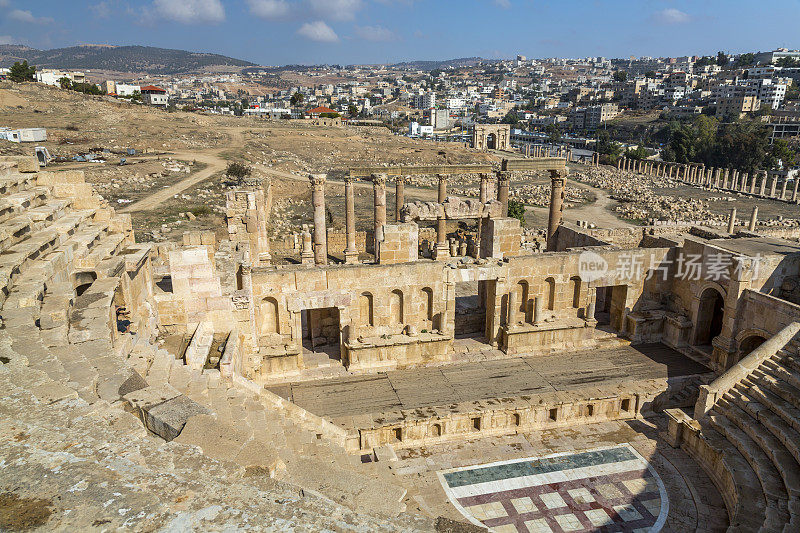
[437,444,668,533]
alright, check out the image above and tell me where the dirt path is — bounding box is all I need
[526,180,631,229]
[120,129,247,213]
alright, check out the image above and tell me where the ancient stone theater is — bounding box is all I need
[2,152,800,531]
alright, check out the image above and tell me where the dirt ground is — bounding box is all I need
[2,82,795,245]
[0,82,497,240]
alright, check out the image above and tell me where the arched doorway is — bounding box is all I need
[695,288,725,346]
[739,335,766,357]
[486,133,496,150]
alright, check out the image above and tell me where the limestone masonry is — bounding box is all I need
[3,151,800,531]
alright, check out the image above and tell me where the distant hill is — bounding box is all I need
[390,57,496,70]
[0,44,255,75]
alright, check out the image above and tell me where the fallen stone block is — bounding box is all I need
[125,384,212,441]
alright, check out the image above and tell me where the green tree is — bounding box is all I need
[545,123,561,144]
[776,57,800,68]
[290,92,304,106]
[624,146,649,160]
[769,139,799,168]
[695,56,715,68]
[716,51,728,67]
[596,130,623,163]
[734,53,755,67]
[348,104,358,116]
[612,71,627,83]
[507,200,526,227]
[58,77,72,90]
[644,71,657,79]
[9,60,35,82]
[226,162,252,184]
[501,110,519,125]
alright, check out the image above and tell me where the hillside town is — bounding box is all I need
[8,48,798,144]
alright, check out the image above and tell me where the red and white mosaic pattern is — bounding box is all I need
[437,444,667,533]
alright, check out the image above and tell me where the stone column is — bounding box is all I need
[780,178,788,201]
[793,178,799,203]
[372,173,387,252]
[748,206,758,231]
[309,174,327,265]
[759,171,767,196]
[507,287,517,327]
[497,171,510,217]
[301,229,314,265]
[727,208,737,234]
[750,173,757,194]
[770,175,778,198]
[395,176,405,222]
[344,176,358,264]
[533,296,543,325]
[547,169,567,252]
[434,174,449,260]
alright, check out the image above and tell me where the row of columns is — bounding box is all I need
[526,145,570,158]
[305,171,514,266]
[617,157,799,204]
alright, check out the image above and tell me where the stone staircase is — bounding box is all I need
[667,325,800,532]
[132,338,409,516]
[0,159,427,530]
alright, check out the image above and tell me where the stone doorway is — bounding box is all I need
[594,285,628,332]
[455,280,488,340]
[301,307,342,367]
[694,288,725,347]
[486,133,497,150]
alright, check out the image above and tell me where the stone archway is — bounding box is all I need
[694,287,725,346]
[472,124,510,151]
[739,334,767,357]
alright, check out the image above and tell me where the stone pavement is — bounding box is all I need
[392,418,729,532]
[270,343,710,420]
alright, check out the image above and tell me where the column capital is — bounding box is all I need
[308,173,326,188]
[548,168,568,182]
[496,170,511,183]
[371,173,388,187]
[394,175,405,184]
[436,173,448,184]
[344,175,356,185]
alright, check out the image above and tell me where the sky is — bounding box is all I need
[0,1,798,66]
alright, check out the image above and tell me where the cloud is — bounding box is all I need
[309,0,362,21]
[90,1,113,18]
[0,35,17,45]
[8,9,54,24]
[0,0,9,8]
[297,20,339,42]
[355,24,397,42]
[151,0,225,24]
[247,0,291,19]
[494,0,511,8]
[652,8,690,24]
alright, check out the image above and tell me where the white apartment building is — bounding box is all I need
[446,98,466,110]
[36,69,86,87]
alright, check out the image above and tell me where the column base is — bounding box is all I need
[433,243,450,261]
[344,250,359,265]
[301,252,315,266]
[258,252,272,266]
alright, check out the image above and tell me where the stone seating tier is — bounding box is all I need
[0,160,418,528]
[669,334,800,532]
